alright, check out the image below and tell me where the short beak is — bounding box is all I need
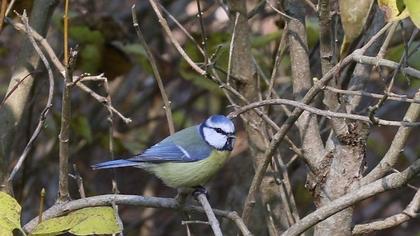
[227,135,236,151]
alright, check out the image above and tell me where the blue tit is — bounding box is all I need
[92,115,236,190]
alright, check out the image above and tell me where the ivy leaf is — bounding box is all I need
[69,207,121,235]
[29,215,79,235]
[404,0,420,28]
[30,207,121,236]
[0,192,23,234]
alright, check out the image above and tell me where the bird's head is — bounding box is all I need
[200,115,236,151]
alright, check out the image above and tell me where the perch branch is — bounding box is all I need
[195,193,223,236]
[23,194,252,236]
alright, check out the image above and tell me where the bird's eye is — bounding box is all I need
[215,128,223,133]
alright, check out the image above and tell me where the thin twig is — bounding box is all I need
[148,0,206,75]
[266,0,297,21]
[240,22,393,224]
[157,1,204,55]
[302,0,317,12]
[71,164,86,198]
[352,54,420,79]
[376,22,398,60]
[324,86,420,104]
[132,4,175,134]
[266,23,288,100]
[0,0,7,31]
[7,19,132,124]
[38,188,45,224]
[6,12,54,184]
[0,70,41,110]
[352,188,420,235]
[4,0,15,16]
[362,89,420,184]
[226,12,239,86]
[195,193,223,236]
[195,0,208,70]
[63,0,69,67]
[229,98,420,127]
[182,220,210,225]
[367,29,419,124]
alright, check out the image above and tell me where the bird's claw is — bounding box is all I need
[192,186,209,200]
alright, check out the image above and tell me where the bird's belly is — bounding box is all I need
[150,150,230,188]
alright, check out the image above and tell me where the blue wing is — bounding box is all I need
[92,126,213,169]
[129,125,212,162]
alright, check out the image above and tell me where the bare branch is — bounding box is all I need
[324,86,420,104]
[132,5,175,135]
[362,89,420,184]
[352,54,420,79]
[229,98,420,127]
[148,0,206,75]
[195,193,223,236]
[6,12,54,186]
[57,0,72,202]
[352,188,420,235]
[195,0,208,69]
[7,19,132,124]
[282,159,420,236]
[240,22,393,225]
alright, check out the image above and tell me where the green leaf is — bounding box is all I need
[30,215,78,235]
[69,207,121,235]
[31,207,121,236]
[404,0,420,28]
[0,192,23,233]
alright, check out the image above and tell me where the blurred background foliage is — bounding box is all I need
[0,0,419,235]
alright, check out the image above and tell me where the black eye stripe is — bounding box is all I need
[214,128,235,136]
[203,123,235,136]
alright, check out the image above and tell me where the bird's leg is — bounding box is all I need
[192,186,209,200]
[175,188,190,207]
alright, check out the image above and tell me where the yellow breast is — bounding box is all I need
[149,150,231,188]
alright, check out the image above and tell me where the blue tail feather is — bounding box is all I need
[91,159,138,170]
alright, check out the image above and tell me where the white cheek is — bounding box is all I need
[203,128,227,149]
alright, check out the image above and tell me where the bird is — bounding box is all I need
[92,115,236,194]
